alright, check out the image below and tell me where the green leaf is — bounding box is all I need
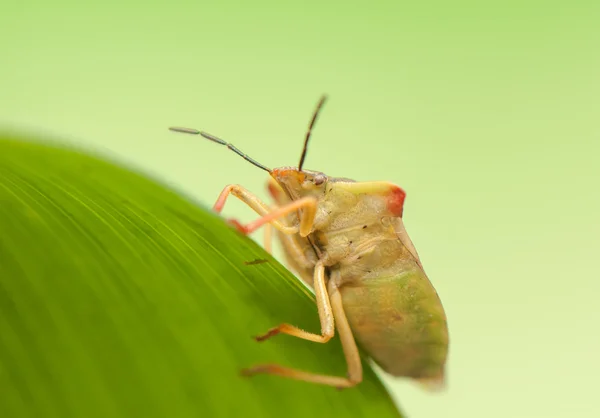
[0,134,403,418]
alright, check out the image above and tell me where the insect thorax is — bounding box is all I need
[303,183,417,284]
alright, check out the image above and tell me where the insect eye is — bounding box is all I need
[313,174,326,185]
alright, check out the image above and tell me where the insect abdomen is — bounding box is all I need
[339,269,448,382]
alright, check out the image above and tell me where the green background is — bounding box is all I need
[2,1,599,417]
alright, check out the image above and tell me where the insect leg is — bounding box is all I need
[276,230,318,284]
[213,184,317,236]
[242,269,363,388]
[263,223,273,254]
[326,273,363,386]
[230,196,317,236]
[254,260,333,343]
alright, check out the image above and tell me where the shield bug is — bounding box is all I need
[168,96,449,389]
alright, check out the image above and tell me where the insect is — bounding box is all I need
[169,96,449,389]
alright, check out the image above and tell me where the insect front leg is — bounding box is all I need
[242,268,363,388]
[276,230,318,284]
[263,223,273,254]
[213,184,317,236]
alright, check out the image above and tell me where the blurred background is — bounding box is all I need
[2,1,599,417]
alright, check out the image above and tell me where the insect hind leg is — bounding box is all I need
[243,269,363,388]
[241,364,359,389]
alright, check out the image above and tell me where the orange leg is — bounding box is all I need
[254,261,333,343]
[213,184,317,236]
[263,223,273,254]
[242,268,363,388]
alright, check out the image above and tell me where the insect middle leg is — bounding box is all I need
[243,268,363,388]
[255,260,333,343]
[213,184,317,236]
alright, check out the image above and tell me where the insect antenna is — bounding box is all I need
[169,126,271,173]
[298,95,327,171]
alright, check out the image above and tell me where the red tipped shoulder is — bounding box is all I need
[386,186,406,217]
